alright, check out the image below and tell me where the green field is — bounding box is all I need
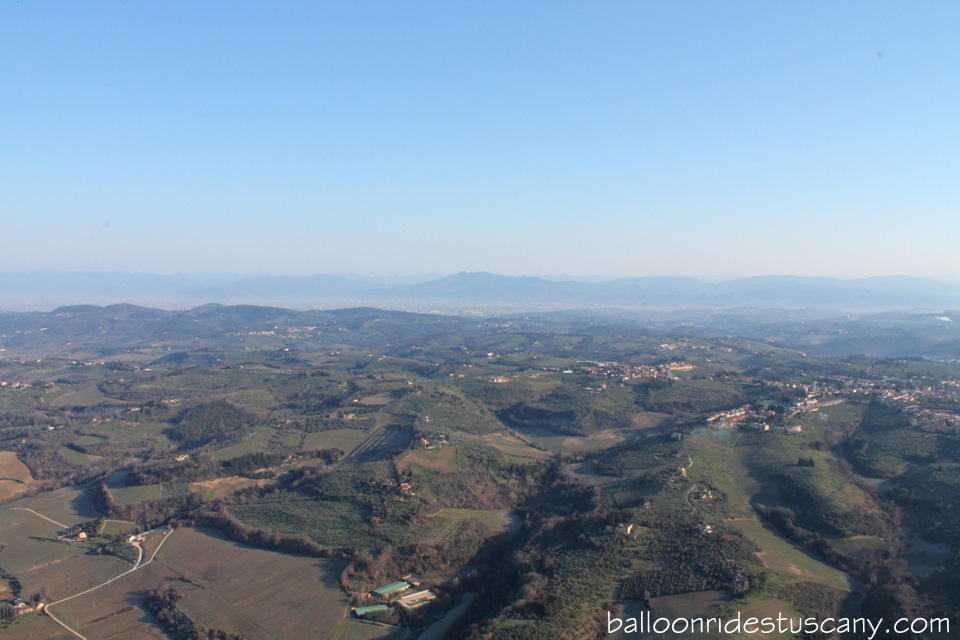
[303,428,371,452]
[450,431,551,459]
[209,428,276,461]
[0,508,85,575]
[49,384,111,407]
[108,482,190,505]
[0,451,36,502]
[7,484,100,527]
[100,518,141,537]
[397,446,459,473]
[59,445,104,466]
[726,517,853,590]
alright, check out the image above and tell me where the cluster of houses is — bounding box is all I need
[742,371,960,430]
[914,409,960,435]
[575,360,697,382]
[6,598,43,616]
[706,402,816,433]
[381,479,416,498]
[694,488,714,501]
[351,575,440,621]
[414,433,448,450]
[605,522,636,537]
[0,380,32,388]
[707,404,784,431]
[658,342,731,352]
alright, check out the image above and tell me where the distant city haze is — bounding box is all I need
[1,2,958,277]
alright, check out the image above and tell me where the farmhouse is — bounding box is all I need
[10,599,43,615]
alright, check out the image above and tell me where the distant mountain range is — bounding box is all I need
[2,270,960,313]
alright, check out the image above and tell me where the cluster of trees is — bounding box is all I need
[0,593,41,623]
[128,448,343,488]
[620,567,731,600]
[0,567,22,600]
[889,465,960,545]
[500,386,638,437]
[90,481,116,516]
[637,378,741,417]
[100,488,205,530]
[411,447,551,511]
[168,400,255,446]
[289,414,375,432]
[145,587,243,640]
[623,523,761,598]
[187,508,347,558]
[278,373,357,413]
[399,390,502,435]
[129,457,222,485]
[774,582,852,627]
[771,468,888,538]
[756,505,903,583]
[97,379,173,404]
[16,443,81,481]
[594,435,683,477]
[455,376,541,411]
[342,519,488,594]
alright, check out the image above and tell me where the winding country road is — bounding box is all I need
[42,527,175,640]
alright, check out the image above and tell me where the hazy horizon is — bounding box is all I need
[3,268,960,283]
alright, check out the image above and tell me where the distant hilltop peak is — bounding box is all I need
[3,270,960,313]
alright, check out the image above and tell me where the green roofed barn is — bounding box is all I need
[372,580,412,599]
[353,604,390,619]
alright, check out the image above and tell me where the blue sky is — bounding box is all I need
[2,1,958,277]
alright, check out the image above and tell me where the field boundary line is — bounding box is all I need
[12,507,68,529]
[149,527,175,562]
[45,605,88,640]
